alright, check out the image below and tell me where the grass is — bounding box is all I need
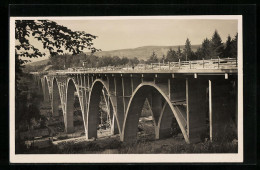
[20,118,238,154]
[21,132,237,154]
[46,126,237,154]
[50,136,122,154]
[116,137,237,154]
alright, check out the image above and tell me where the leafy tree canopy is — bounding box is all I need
[15,20,99,64]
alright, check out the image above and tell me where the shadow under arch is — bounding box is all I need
[65,78,85,133]
[121,82,189,143]
[37,77,44,101]
[87,79,120,139]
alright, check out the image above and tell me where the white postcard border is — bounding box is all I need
[9,15,243,163]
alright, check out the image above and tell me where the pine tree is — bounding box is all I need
[166,48,178,62]
[201,38,211,59]
[184,38,192,60]
[195,47,202,60]
[210,30,224,58]
[176,46,182,60]
[224,35,232,58]
[161,54,166,63]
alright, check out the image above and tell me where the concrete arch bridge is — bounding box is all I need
[31,61,237,144]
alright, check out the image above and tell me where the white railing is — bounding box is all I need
[47,57,237,74]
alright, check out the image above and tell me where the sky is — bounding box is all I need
[22,18,238,62]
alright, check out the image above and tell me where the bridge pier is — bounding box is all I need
[65,80,76,133]
[86,80,102,139]
[43,78,50,103]
[52,79,60,117]
[210,78,237,139]
[170,78,186,101]
[114,76,125,131]
[36,78,44,101]
[186,77,208,143]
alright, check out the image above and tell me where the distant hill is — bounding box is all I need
[26,45,201,67]
[23,58,51,73]
[25,58,50,66]
[90,45,201,60]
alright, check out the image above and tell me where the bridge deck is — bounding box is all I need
[48,68,237,75]
[31,58,238,76]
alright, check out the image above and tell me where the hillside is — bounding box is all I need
[91,45,200,60]
[25,58,50,66]
[26,45,201,67]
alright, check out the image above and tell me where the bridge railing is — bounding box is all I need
[148,57,237,70]
[47,57,237,74]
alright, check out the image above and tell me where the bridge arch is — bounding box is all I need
[121,82,189,143]
[65,78,85,133]
[87,79,120,139]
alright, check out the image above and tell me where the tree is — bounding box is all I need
[202,38,212,59]
[16,20,99,60]
[230,33,238,58]
[15,20,99,133]
[147,51,158,64]
[165,48,178,62]
[139,59,145,64]
[210,30,224,58]
[183,38,192,60]
[160,54,166,63]
[50,53,70,69]
[82,55,99,68]
[223,35,232,58]
[196,38,211,60]
[120,57,129,65]
[176,46,183,59]
[98,56,113,67]
[112,56,121,66]
[129,57,139,66]
[15,20,99,92]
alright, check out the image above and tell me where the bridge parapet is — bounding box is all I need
[36,57,237,76]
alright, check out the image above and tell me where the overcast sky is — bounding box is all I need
[24,19,238,62]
